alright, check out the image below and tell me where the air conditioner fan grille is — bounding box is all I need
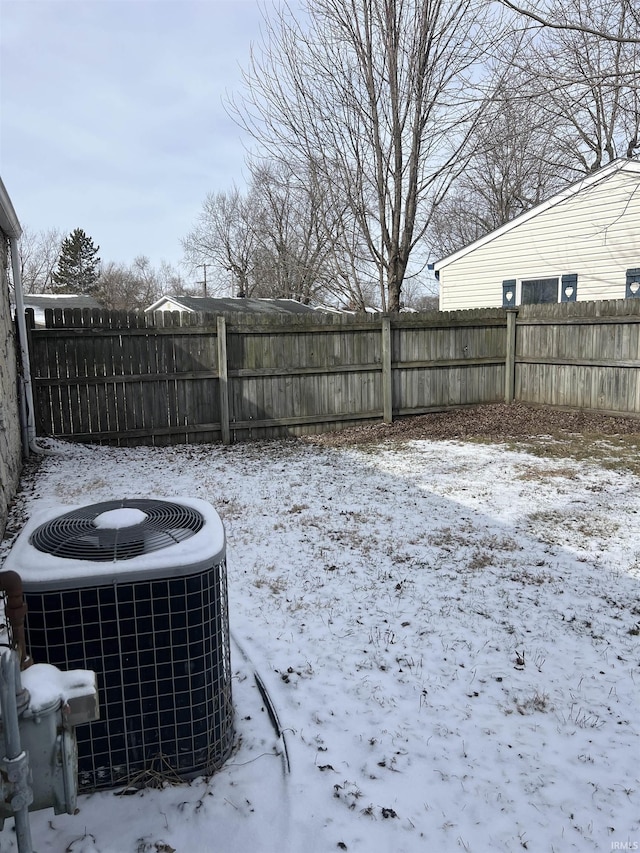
[30,499,204,562]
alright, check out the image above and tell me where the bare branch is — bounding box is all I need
[498,0,640,44]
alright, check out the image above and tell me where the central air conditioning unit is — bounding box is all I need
[3,497,234,791]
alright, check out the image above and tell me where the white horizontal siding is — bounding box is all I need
[438,166,640,311]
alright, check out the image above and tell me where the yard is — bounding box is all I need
[1,404,639,853]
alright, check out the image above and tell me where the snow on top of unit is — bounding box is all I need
[93,507,148,529]
[21,663,97,714]
[3,496,225,588]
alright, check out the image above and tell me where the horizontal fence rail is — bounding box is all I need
[24,299,640,446]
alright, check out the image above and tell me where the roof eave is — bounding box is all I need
[0,176,22,239]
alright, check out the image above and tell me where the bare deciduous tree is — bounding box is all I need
[96,256,184,310]
[16,226,63,293]
[182,188,257,297]
[321,209,380,310]
[182,162,357,307]
[429,69,576,257]
[229,0,497,311]
[525,0,640,171]
[249,161,337,304]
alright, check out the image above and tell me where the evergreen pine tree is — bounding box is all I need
[51,228,101,294]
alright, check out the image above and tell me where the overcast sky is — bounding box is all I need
[1,0,279,280]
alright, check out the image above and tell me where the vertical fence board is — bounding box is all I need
[216,317,230,445]
[505,310,517,402]
[382,318,392,422]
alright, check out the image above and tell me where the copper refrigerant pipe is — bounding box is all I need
[0,571,32,669]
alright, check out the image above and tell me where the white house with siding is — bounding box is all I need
[434,158,640,311]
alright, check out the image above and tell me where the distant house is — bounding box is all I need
[145,295,326,317]
[434,158,640,311]
[22,294,102,327]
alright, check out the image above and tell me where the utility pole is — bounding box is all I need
[197,264,208,297]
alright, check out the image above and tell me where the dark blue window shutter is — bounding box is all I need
[626,268,640,298]
[561,273,578,302]
[502,280,516,307]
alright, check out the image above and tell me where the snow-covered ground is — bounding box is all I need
[0,434,639,853]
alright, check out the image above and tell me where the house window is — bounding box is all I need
[626,268,640,298]
[521,278,559,305]
[503,274,579,306]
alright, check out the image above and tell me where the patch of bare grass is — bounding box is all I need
[514,463,580,482]
[303,403,640,474]
[506,434,640,475]
[507,569,554,586]
[526,509,620,545]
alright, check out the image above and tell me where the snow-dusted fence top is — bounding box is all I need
[24,299,640,445]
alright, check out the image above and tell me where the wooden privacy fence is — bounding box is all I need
[26,307,506,445]
[25,299,640,446]
[515,299,640,415]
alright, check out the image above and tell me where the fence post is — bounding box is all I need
[504,309,518,403]
[217,317,231,445]
[381,316,393,423]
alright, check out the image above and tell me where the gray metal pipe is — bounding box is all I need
[0,650,34,853]
[10,235,43,457]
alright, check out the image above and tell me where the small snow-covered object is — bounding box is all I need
[21,663,99,724]
[0,659,98,824]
